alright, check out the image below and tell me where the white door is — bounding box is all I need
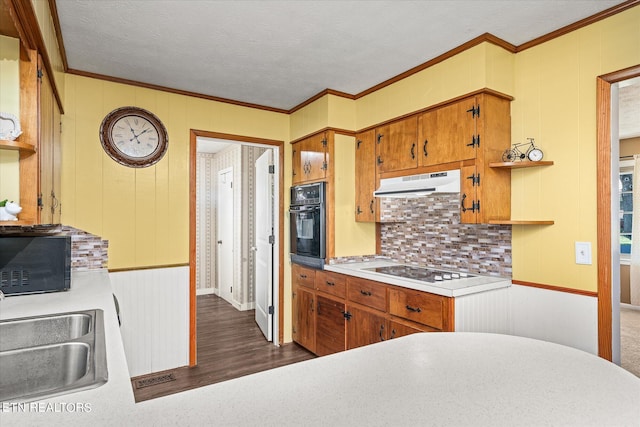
[217,168,234,305]
[254,150,274,341]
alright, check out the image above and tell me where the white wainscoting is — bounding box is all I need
[509,284,598,355]
[455,287,511,334]
[110,266,190,377]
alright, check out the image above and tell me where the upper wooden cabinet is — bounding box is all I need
[354,129,377,222]
[418,98,477,166]
[0,47,61,226]
[375,116,418,173]
[458,93,512,224]
[355,90,512,224]
[292,132,328,184]
[38,60,62,225]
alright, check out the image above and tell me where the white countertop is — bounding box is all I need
[325,260,511,297]
[2,271,638,426]
[1,270,136,425]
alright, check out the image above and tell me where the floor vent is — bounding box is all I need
[134,373,176,389]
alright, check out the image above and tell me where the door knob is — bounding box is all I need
[217,240,223,244]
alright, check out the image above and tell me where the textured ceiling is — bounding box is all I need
[55,0,627,110]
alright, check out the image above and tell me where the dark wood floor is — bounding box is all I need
[131,293,315,402]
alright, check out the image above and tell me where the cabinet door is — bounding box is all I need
[291,141,303,184]
[292,286,315,353]
[301,133,328,182]
[315,295,346,356]
[354,130,377,222]
[418,98,477,166]
[38,62,61,224]
[460,164,479,224]
[346,305,387,350]
[375,116,418,173]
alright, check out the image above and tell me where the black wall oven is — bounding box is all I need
[290,182,326,269]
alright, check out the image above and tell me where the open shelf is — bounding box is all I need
[0,138,35,153]
[0,219,36,226]
[489,220,554,225]
[489,160,554,169]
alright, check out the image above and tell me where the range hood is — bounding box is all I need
[373,169,460,198]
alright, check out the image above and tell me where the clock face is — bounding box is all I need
[100,107,168,168]
[528,148,543,162]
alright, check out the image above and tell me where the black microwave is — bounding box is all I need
[0,236,71,295]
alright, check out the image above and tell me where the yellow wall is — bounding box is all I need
[355,42,515,129]
[0,35,21,202]
[62,74,289,268]
[510,6,640,291]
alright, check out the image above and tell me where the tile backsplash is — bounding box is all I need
[60,226,109,271]
[379,194,511,277]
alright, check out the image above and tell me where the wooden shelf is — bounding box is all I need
[0,219,36,226]
[0,138,35,153]
[489,220,554,225]
[489,161,554,169]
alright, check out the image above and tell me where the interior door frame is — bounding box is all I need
[189,130,285,366]
[596,64,640,361]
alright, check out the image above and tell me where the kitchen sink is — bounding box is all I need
[0,313,92,352]
[0,310,108,402]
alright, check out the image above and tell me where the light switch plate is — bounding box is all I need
[575,242,592,265]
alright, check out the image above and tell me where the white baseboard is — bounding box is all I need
[196,287,216,296]
[621,302,640,311]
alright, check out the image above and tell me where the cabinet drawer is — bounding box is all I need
[388,288,448,330]
[292,264,316,289]
[347,277,387,312]
[315,271,346,298]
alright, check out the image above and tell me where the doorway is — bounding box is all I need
[596,64,640,363]
[189,130,285,366]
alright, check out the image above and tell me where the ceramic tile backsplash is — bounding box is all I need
[379,194,512,277]
[60,226,109,271]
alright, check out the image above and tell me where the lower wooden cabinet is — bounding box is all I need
[346,305,387,350]
[292,285,316,353]
[291,265,454,356]
[315,295,346,356]
[387,319,434,339]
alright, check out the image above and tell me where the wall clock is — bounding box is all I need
[99,106,168,168]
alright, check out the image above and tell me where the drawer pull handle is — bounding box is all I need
[326,281,335,286]
[360,290,372,296]
[406,305,422,313]
[300,274,307,279]
[379,324,386,341]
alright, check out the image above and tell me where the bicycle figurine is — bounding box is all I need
[502,138,544,162]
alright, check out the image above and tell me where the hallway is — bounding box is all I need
[132,294,315,402]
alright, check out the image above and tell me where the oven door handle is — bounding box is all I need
[289,205,319,212]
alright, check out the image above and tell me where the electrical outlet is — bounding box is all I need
[575,242,592,265]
